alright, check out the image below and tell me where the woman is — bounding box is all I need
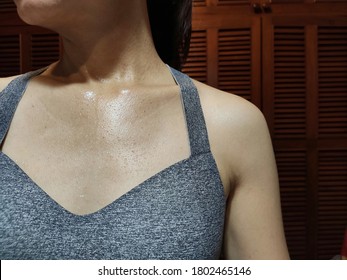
[0,0,289,259]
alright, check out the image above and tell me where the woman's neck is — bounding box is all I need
[48,1,165,85]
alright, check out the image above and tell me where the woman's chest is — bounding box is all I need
[1,91,192,215]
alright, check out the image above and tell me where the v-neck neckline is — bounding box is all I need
[1,151,216,217]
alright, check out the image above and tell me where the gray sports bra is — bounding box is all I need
[0,67,226,259]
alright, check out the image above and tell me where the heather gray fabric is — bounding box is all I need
[0,67,226,260]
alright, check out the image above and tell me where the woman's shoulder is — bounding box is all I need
[193,79,267,132]
[192,79,273,195]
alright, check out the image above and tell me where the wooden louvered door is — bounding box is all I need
[186,0,347,260]
[182,29,208,83]
[0,0,16,13]
[0,4,60,76]
[0,26,60,76]
[0,1,19,76]
[316,23,347,260]
[263,21,312,259]
[0,32,20,77]
[183,0,261,105]
[263,14,347,259]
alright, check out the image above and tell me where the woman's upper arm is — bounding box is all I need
[223,103,290,260]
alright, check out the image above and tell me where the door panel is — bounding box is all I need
[263,14,347,259]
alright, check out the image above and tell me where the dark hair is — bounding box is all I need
[147,0,192,70]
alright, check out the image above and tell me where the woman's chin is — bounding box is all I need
[14,0,58,27]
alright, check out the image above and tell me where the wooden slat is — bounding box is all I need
[182,30,208,83]
[317,149,347,259]
[217,0,251,5]
[193,0,206,7]
[275,149,308,259]
[316,0,347,2]
[30,33,60,70]
[0,0,16,13]
[271,0,305,3]
[318,26,347,138]
[273,26,306,139]
[218,28,252,100]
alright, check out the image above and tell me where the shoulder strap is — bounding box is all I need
[0,69,44,145]
[168,67,211,156]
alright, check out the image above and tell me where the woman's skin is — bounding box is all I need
[0,0,289,259]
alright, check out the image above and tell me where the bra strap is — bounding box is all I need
[0,69,43,145]
[168,67,211,156]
